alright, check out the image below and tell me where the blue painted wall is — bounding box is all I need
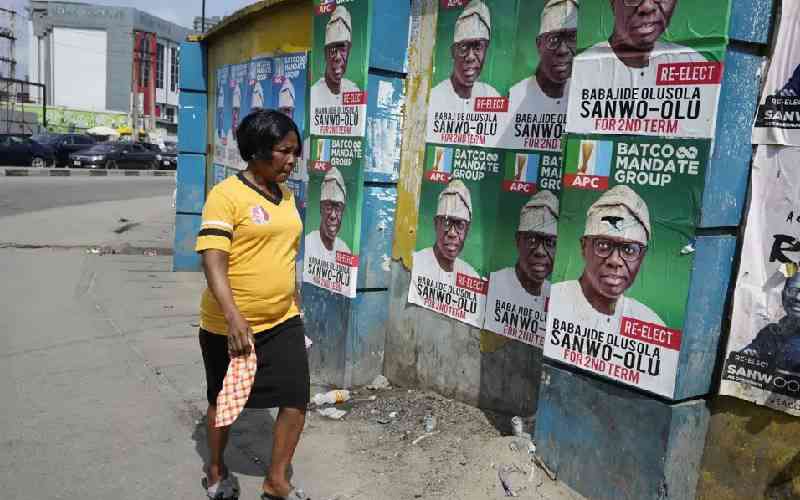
[535,363,710,500]
[174,41,208,272]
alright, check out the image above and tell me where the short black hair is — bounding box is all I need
[236,108,302,162]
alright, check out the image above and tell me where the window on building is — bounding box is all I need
[139,47,151,88]
[156,43,165,89]
[166,106,175,123]
[170,46,179,92]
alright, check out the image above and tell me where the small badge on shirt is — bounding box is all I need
[250,205,270,225]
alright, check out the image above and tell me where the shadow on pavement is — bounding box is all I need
[192,408,296,481]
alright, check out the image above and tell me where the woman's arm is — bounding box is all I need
[202,249,253,356]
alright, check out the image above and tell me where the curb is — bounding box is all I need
[2,167,176,177]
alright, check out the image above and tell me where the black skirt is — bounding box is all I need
[199,315,310,409]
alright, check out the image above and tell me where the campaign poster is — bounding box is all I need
[275,52,310,204]
[228,62,249,170]
[302,138,365,298]
[753,0,800,145]
[407,144,503,327]
[482,150,563,347]
[720,147,800,416]
[542,134,708,398]
[481,0,577,345]
[213,65,230,167]
[566,0,731,139]
[244,56,274,117]
[309,0,371,137]
[425,0,518,149]
[304,1,372,298]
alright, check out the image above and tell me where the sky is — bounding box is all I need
[1,0,257,78]
[73,0,257,29]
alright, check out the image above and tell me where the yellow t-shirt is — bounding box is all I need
[195,173,302,335]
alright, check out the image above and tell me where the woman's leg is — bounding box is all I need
[207,403,232,485]
[262,406,306,496]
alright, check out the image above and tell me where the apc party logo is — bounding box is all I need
[425,146,453,184]
[311,138,332,172]
[502,153,539,194]
[564,139,613,191]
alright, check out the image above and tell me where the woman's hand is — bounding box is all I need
[227,312,254,357]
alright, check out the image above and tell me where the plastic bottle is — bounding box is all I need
[311,389,350,405]
[423,414,437,433]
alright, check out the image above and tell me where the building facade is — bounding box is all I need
[29,1,190,137]
[193,16,223,34]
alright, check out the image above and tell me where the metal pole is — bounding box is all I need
[201,0,206,32]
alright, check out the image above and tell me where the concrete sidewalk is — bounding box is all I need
[0,194,583,500]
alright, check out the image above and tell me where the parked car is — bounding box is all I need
[159,144,177,170]
[140,142,177,170]
[32,133,97,167]
[0,134,56,167]
[69,142,160,170]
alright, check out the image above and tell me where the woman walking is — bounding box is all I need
[196,109,310,500]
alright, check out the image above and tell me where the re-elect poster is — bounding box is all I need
[309,0,369,137]
[753,0,800,145]
[720,147,800,416]
[304,0,372,298]
[425,0,518,149]
[407,145,503,328]
[542,134,708,398]
[213,65,231,167]
[244,56,274,116]
[482,0,577,346]
[566,0,731,139]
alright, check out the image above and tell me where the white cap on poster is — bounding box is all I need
[279,79,296,109]
[321,167,346,203]
[436,179,473,221]
[584,185,651,244]
[325,6,352,45]
[454,0,491,44]
[518,190,559,235]
[539,0,579,36]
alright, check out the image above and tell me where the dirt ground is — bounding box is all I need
[205,385,585,500]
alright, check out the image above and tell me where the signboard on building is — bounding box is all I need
[304,0,372,298]
[720,146,800,416]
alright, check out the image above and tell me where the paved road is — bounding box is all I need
[0,176,175,217]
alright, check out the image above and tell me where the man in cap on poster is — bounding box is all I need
[575,0,704,86]
[278,78,296,119]
[428,0,500,115]
[488,190,559,302]
[740,264,800,372]
[310,5,361,108]
[217,76,226,144]
[509,0,578,116]
[550,185,664,331]
[412,179,480,281]
[250,76,265,109]
[305,166,351,261]
[232,77,242,133]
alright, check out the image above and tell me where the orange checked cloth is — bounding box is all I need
[214,341,257,428]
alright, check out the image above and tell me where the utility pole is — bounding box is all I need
[131,31,139,142]
[201,0,206,33]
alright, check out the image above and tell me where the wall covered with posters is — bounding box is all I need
[394,0,734,405]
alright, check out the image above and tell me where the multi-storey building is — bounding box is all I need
[28,1,190,138]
